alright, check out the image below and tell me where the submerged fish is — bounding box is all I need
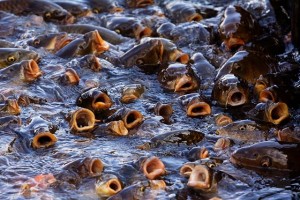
[0,48,39,68]
[216,120,270,142]
[231,141,300,172]
[0,0,74,24]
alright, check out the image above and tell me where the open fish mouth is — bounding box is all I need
[224,37,245,49]
[123,109,143,129]
[107,120,128,136]
[64,68,80,85]
[187,101,211,117]
[266,102,289,125]
[174,75,198,92]
[22,60,42,82]
[142,156,166,180]
[92,92,112,110]
[92,31,110,53]
[32,132,57,149]
[187,165,211,190]
[226,88,247,106]
[134,25,153,40]
[259,89,275,102]
[135,0,154,7]
[70,108,95,132]
[95,177,122,197]
[87,158,104,175]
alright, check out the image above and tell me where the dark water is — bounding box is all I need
[0,0,300,199]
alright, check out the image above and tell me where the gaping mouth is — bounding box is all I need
[215,114,232,126]
[107,120,128,136]
[64,68,80,85]
[154,103,173,121]
[70,108,95,132]
[55,34,72,51]
[91,31,110,53]
[180,163,195,177]
[187,165,211,190]
[22,60,42,82]
[187,13,203,22]
[142,156,166,180]
[96,177,122,197]
[92,92,112,111]
[32,132,58,149]
[174,75,198,93]
[135,0,154,7]
[187,101,211,117]
[226,88,246,106]
[172,50,189,64]
[266,102,289,125]
[259,89,275,102]
[88,158,104,175]
[123,110,143,129]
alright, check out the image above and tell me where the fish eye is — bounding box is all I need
[33,39,40,46]
[208,163,216,168]
[136,59,144,65]
[239,125,246,131]
[44,12,51,18]
[7,55,16,63]
[140,186,145,192]
[260,156,271,167]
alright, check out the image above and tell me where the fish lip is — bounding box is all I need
[135,0,154,7]
[31,132,57,149]
[266,102,289,125]
[187,13,203,22]
[259,89,275,102]
[215,114,232,126]
[70,108,95,132]
[142,156,166,180]
[23,60,42,82]
[180,163,195,177]
[187,101,211,117]
[123,110,143,129]
[226,88,246,106]
[109,6,124,13]
[134,25,152,40]
[187,165,211,190]
[96,177,122,197]
[174,75,198,92]
[54,33,72,51]
[64,68,80,85]
[92,92,112,111]
[92,31,110,53]
[173,50,190,64]
[224,37,245,50]
[6,99,21,115]
[88,158,104,175]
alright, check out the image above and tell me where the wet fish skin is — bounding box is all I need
[55,30,109,58]
[84,0,123,13]
[215,51,277,84]
[158,63,199,93]
[0,0,74,24]
[219,5,261,49]
[27,32,70,52]
[0,48,39,68]
[230,141,300,172]
[104,16,152,40]
[165,1,203,23]
[216,120,269,142]
[54,1,91,17]
[212,74,249,107]
[58,24,127,45]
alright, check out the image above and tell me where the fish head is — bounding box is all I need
[216,120,261,136]
[81,30,109,55]
[230,141,289,170]
[28,32,70,51]
[20,60,42,82]
[95,174,123,197]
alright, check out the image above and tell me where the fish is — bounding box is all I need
[106,107,143,129]
[277,126,300,143]
[0,48,39,68]
[212,74,249,107]
[216,120,270,142]
[76,87,112,112]
[77,54,102,72]
[0,0,74,24]
[138,156,166,180]
[25,116,58,149]
[139,129,205,149]
[53,1,91,18]
[246,101,290,125]
[186,147,210,161]
[57,24,127,45]
[165,1,203,23]
[55,30,109,58]
[158,63,199,93]
[153,102,173,123]
[230,141,300,172]
[215,51,277,84]
[107,180,166,200]
[68,108,96,133]
[120,84,145,104]
[219,5,261,50]
[93,120,129,136]
[27,32,71,52]
[103,16,152,40]
[126,0,154,8]
[179,93,211,117]
[0,59,42,83]
[0,115,21,129]
[17,94,46,107]
[191,53,215,87]
[0,99,21,116]
[84,0,123,13]
[258,85,279,103]
[95,174,123,197]
[214,113,233,126]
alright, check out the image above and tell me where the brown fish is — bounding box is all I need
[179,93,211,117]
[106,107,143,129]
[95,174,123,197]
[68,108,96,133]
[120,84,145,104]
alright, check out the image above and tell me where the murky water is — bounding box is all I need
[0,0,300,199]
